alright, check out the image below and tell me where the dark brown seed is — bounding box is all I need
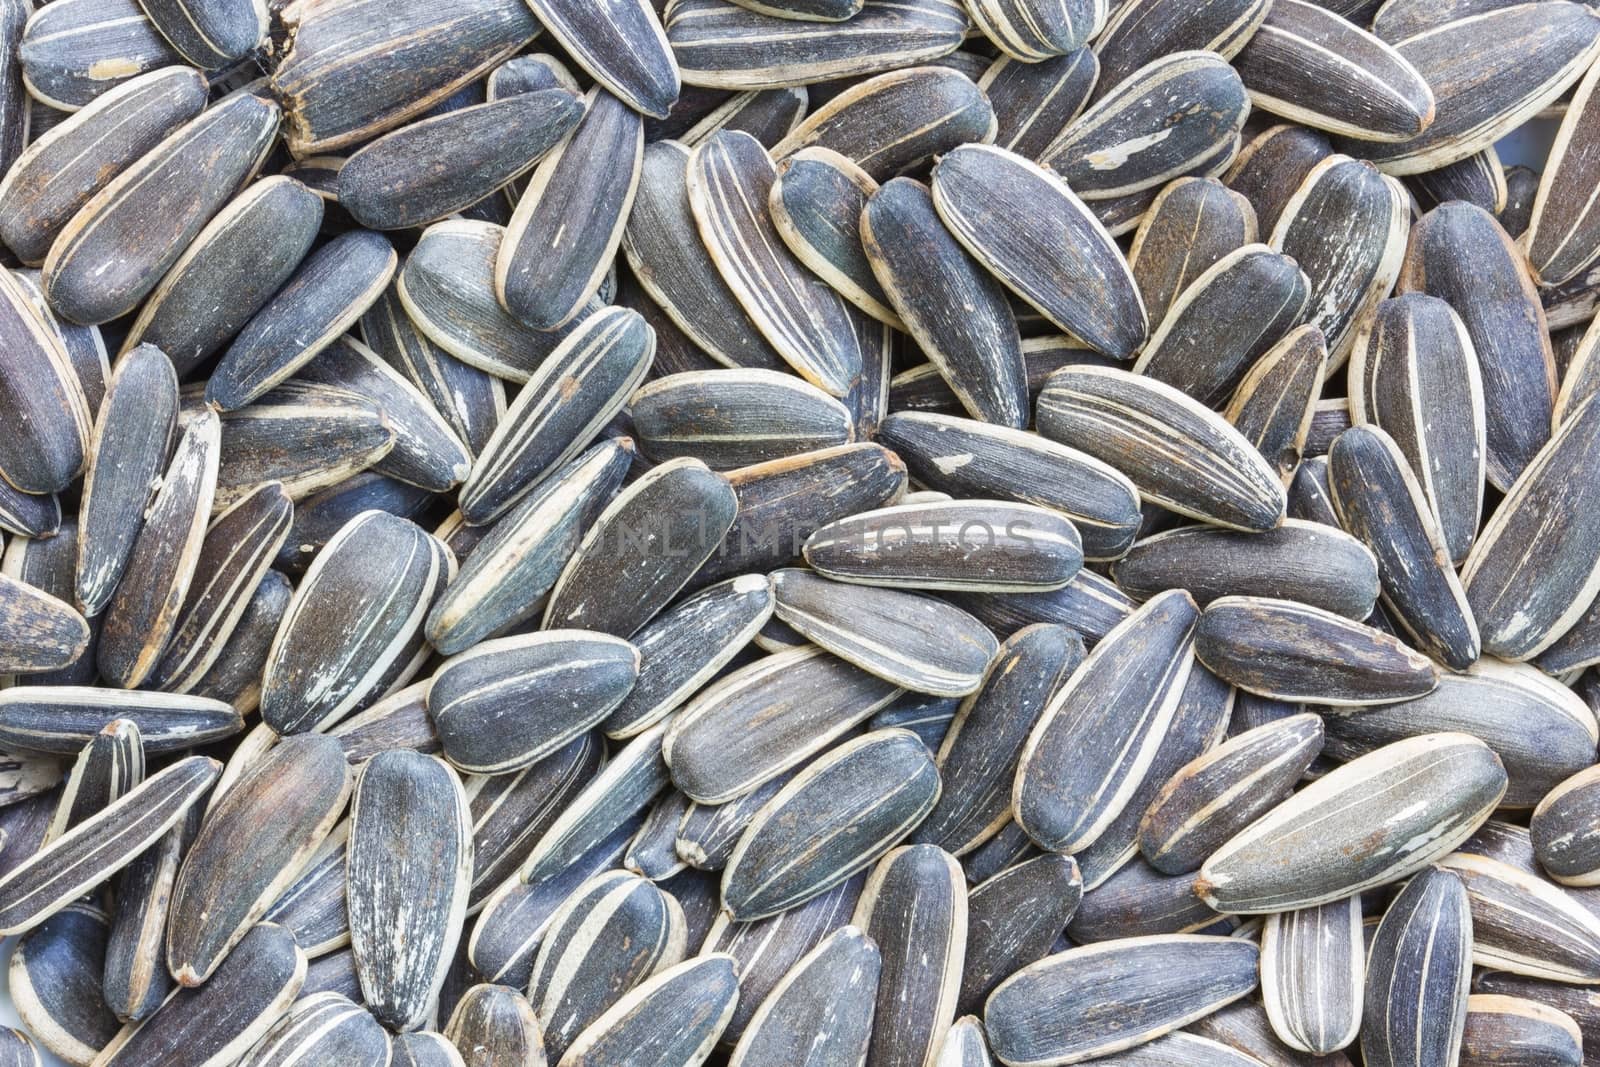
[1223,122,1334,237]
[1459,994,1583,1067]
[978,48,1099,161]
[1127,176,1257,329]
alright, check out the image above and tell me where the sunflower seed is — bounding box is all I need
[1259,896,1363,1056]
[1197,733,1505,913]
[1067,860,1224,944]
[347,751,471,1032]
[0,66,206,265]
[518,0,677,119]
[1224,123,1334,238]
[46,717,141,844]
[933,1016,991,1067]
[631,369,853,470]
[441,984,544,1066]
[0,692,238,766]
[272,474,434,579]
[1437,851,1600,983]
[237,992,389,1067]
[392,1031,464,1067]
[261,820,350,956]
[680,85,810,147]
[1410,147,1509,215]
[2,524,101,688]
[0,750,60,809]
[666,0,970,91]
[17,0,183,112]
[1460,994,1583,1067]
[557,952,738,1066]
[1361,866,1472,1067]
[260,511,450,735]
[0,573,89,676]
[1127,177,1256,329]
[959,853,1082,1017]
[0,482,60,540]
[1533,764,1600,887]
[0,267,91,495]
[675,769,794,874]
[429,631,638,775]
[978,49,1098,162]
[727,924,879,1067]
[984,934,1260,1066]
[190,570,291,714]
[9,901,119,1064]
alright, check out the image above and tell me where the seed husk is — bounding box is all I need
[0,482,60,540]
[979,49,1099,161]
[1409,147,1509,217]
[95,922,306,1067]
[0,687,241,757]
[428,631,639,775]
[1526,58,1600,286]
[46,717,142,844]
[557,952,739,1067]
[42,89,280,326]
[1066,860,1222,943]
[166,734,350,988]
[3,523,99,688]
[0,66,207,266]
[952,569,1134,650]
[624,788,691,882]
[1037,365,1288,532]
[0,573,89,676]
[1260,896,1364,1056]
[1361,866,1472,1067]
[983,935,1260,1067]
[190,570,292,715]
[9,901,120,1065]
[0,266,91,495]
[237,992,390,1067]
[261,820,351,956]
[1045,51,1250,201]
[1127,176,1257,329]
[1438,851,1600,984]
[959,853,1082,1017]
[1197,733,1506,914]
[1224,122,1334,238]
[666,0,970,91]
[260,511,450,735]
[523,0,678,118]
[680,85,810,147]
[852,844,967,1067]
[727,924,880,1067]
[631,368,854,470]
[1459,994,1583,1067]
[442,983,544,1067]
[17,0,184,112]
[347,751,472,1033]
[0,751,62,810]
[392,1031,464,1067]
[932,1016,991,1067]
[1533,765,1600,886]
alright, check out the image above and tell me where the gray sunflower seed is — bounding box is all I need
[46,717,142,843]
[10,902,122,1064]
[0,66,206,265]
[1534,765,1600,886]
[557,953,738,1067]
[1132,244,1310,405]
[1460,994,1583,1067]
[360,286,505,459]
[722,728,939,921]
[1093,0,1268,93]
[528,871,687,1059]
[1347,293,1486,562]
[1361,867,1472,1067]
[664,645,901,803]
[1234,0,1433,140]
[1188,991,1355,1067]
[340,89,583,231]
[95,922,306,1067]
[207,230,397,412]
[774,66,994,183]
[135,0,261,66]
[1325,658,1596,810]
[1526,58,1600,286]
[666,0,969,90]
[979,49,1098,161]
[1045,51,1250,200]
[1398,202,1556,491]
[0,687,241,756]
[262,821,350,956]
[1337,2,1600,175]
[1224,123,1334,238]
[1471,974,1600,1066]
[497,89,641,330]
[1196,733,1505,913]
[41,89,280,325]
[1194,595,1437,705]
[209,381,396,511]
[1370,0,1514,41]
[73,343,177,617]
[959,853,1082,1016]
[1445,850,1600,983]
[1260,896,1363,1056]
[1083,126,1239,241]
[604,574,772,739]
[0,481,60,539]
[984,934,1259,1066]
[631,369,853,470]
[1328,424,1480,668]
[0,572,89,676]
[398,220,603,383]
[145,482,292,694]
[470,811,639,986]
[347,751,472,1032]
[260,511,451,735]
[1127,176,1257,329]
[1114,520,1378,619]
[727,924,880,1067]
[96,410,218,688]
[429,631,637,775]
[771,569,996,696]
[268,0,539,155]
[167,735,350,987]
[428,440,634,655]
[953,568,1134,650]
[626,788,691,881]
[17,0,183,111]
[933,1016,990,1067]
[1067,860,1222,943]
[0,267,91,495]
[517,721,670,888]
[460,306,652,524]
[1409,147,1509,216]
[959,822,1040,888]
[915,625,1082,856]
[392,1031,465,1067]
[680,86,809,147]
[852,844,967,1067]
[190,570,291,714]
[442,984,544,1067]
[1462,391,1600,660]
[522,0,678,118]
[1269,156,1409,369]
[12,267,108,418]
[1139,713,1323,876]
[2,525,100,687]
[676,767,796,874]
[1014,590,1197,854]
[1037,366,1287,531]
[862,176,1025,425]
[0,754,218,935]
[965,0,1099,60]
[237,992,389,1067]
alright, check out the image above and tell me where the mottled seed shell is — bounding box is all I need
[237,992,390,1067]
[557,953,739,1067]
[1361,867,1472,1067]
[347,751,472,1032]
[979,49,1099,161]
[443,984,544,1067]
[18,0,183,112]
[1092,0,1269,93]
[960,853,1082,1016]
[1533,765,1600,886]
[984,935,1260,1066]
[1260,896,1363,1056]
[45,717,142,845]
[393,1031,465,1067]
[1439,851,1600,984]
[1224,123,1334,238]
[1127,176,1256,329]
[523,0,678,118]
[1196,733,1506,913]
[1037,366,1287,531]
[0,268,91,495]
[727,924,879,1067]
[0,574,88,678]
[1460,994,1583,1067]
[0,687,240,756]
[631,369,853,470]
[1066,860,1220,943]
[9,902,119,1065]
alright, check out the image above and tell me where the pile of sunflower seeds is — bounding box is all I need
[6,0,1600,1063]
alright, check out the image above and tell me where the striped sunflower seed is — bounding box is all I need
[1196,733,1506,913]
[1014,589,1198,854]
[135,0,262,66]
[189,571,292,714]
[933,1016,990,1067]
[675,771,794,874]
[983,935,1259,1066]
[1126,176,1256,329]
[1439,851,1600,984]
[166,735,350,987]
[46,717,142,843]
[347,751,472,1033]
[1224,122,1333,237]
[966,0,1099,60]
[0,481,60,540]
[631,369,853,470]
[1361,866,1472,1067]
[727,924,880,1067]
[0,687,241,756]
[625,788,691,881]
[0,573,88,676]
[523,0,678,118]
[1533,765,1600,886]
[237,992,390,1067]
[556,953,739,1067]
[9,901,119,1065]
[443,984,544,1067]
[3,523,100,688]
[1408,147,1509,216]
[392,1031,465,1067]
[17,0,182,111]
[1260,896,1364,1056]
[978,49,1098,161]
[953,568,1134,650]
[679,86,809,147]
[0,266,91,496]
[959,853,1082,1016]
[0,751,61,809]
[1460,994,1583,1067]
[1526,57,1600,286]
[262,820,351,956]
[428,631,638,775]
